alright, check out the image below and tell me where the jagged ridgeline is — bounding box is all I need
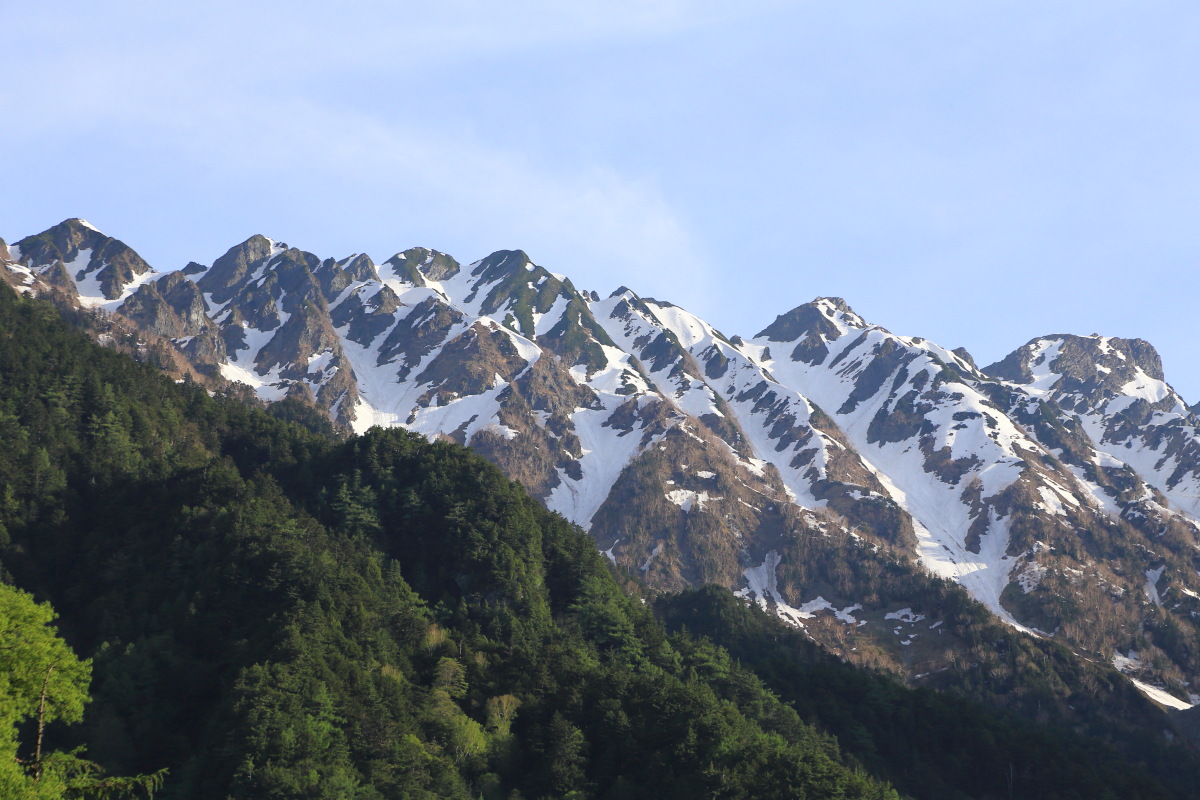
[6,219,1200,714]
[0,281,895,799]
[3,275,1200,798]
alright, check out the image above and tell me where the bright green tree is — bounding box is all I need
[0,583,164,799]
[0,582,91,798]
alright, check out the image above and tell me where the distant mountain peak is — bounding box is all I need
[754,296,868,343]
[985,333,1169,397]
[469,249,535,281]
[22,217,113,256]
[54,217,104,235]
[197,235,285,304]
[68,217,103,234]
[813,295,854,313]
[386,247,460,283]
[12,219,155,305]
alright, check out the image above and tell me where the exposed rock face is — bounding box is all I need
[197,234,277,305]
[120,273,218,343]
[8,218,1200,706]
[985,335,1200,518]
[9,219,156,306]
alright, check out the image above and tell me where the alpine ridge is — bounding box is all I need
[6,218,1200,712]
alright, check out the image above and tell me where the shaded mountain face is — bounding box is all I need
[7,218,1200,709]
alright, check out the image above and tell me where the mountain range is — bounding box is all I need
[5,217,1200,715]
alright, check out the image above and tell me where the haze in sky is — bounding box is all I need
[3,1,1198,398]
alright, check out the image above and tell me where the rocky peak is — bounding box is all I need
[341,253,377,284]
[381,252,427,287]
[401,247,460,283]
[952,346,977,369]
[606,287,655,319]
[982,337,1052,384]
[255,248,324,301]
[198,235,279,304]
[984,334,1177,411]
[118,275,201,338]
[14,219,155,303]
[0,237,42,296]
[469,249,534,284]
[813,296,863,319]
[755,297,868,343]
[157,272,214,328]
[16,218,110,266]
[380,247,460,286]
[445,250,596,346]
[981,333,1200,525]
[314,253,380,302]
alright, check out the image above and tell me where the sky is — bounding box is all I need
[3,1,1199,399]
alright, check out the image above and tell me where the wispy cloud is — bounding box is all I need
[172,93,714,304]
[2,0,729,311]
[8,1,1199,398]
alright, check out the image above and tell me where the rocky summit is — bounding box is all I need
[6,218,1200,710]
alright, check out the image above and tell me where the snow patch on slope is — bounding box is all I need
[545,403,648,527]
[1145,566,1166,607]
[736,551,861,627]
[1130,677,1194,711]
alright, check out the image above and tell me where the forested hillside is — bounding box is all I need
[10,220,1200,703]
[0,282,1197,799]
[0,282,890,799]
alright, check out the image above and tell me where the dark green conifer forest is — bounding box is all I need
[1,282,1198,799]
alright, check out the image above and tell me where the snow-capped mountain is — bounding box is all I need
[2,218,157,308]
[986,334,1200,521]
[6,218,1200,708]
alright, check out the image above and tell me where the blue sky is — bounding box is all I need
[3,1,1199,399]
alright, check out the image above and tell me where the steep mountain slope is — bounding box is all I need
[6,218,1200,711]
[2,217,156,307]
[0,282,906,800]
[985,333,1200,521]
[5,280,1200,799]
[737,303,1200,698]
